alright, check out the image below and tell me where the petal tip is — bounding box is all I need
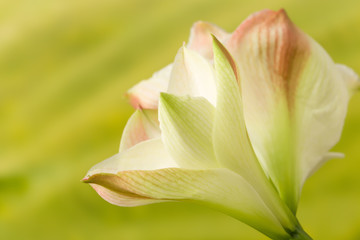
[191,20,208,30]
[188,21,229,58]
[81,176,90,183]
[229,8,294,47]
[270,8,292,25]
[276,8,288,17]
[336,64,360,94]
[159,91,170,99]
[126,92,143,109]
[212,36,239,82]
[159,92,176,107]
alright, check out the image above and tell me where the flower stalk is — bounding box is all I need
[289,226,313,240]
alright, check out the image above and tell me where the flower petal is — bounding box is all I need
[88,183,165,207]
[212,36,264,181]
[227,9,353,212]
[85,132,292,238]
[87,138,178,177]
[336,63,360,96]
[212,37,297,232]
[167,46,217,105]
[84,167,290,240]
[119,109,160,152]
[159,93,217,169]
[127,64,172,109]
[126,22,229,110]
[303,152,344,181]
[188,21,230,59]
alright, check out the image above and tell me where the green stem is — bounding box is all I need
[289,226,312,240]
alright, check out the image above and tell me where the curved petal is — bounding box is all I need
[212,37,297,232]
[336,63,360,96]
[84,167,290,240]
[188,21,230,59]
[85,130,292,238]
[119,109,160,152]
[127,64,172,109]
[212,36,263,178]
[127,22,229,110]
[159,93,217,169]
[167,46,217,105]
[89,183,166,207]
[87,138,178,177]
[227,9,353,212]
[303,152,344,181]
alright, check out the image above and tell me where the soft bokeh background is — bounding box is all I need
[0,0,359,239]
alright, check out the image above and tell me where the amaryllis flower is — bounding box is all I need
[83,9,359,240]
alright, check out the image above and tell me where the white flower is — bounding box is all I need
[83,9,359,240]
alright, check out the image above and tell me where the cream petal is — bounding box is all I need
[126,21,229,110]
[227,9,353,212]
[127,64,172,109]
[167,47,217,105]
[86,138,178,177]
[212,37,297,232]
[85,128,292,238]
[212,36,262,178]
[159,93,217,169]
[119,109,160,152]
[303,152,344,182]
[188,21,230,59]
[89,183,166,207]
[336,63,360,96]
[84,167,291,240]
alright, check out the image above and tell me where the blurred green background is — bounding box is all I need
[0,0,359,239]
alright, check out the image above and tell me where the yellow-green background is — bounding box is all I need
[0,0,359,239]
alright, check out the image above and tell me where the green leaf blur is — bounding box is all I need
[0,0,359,239]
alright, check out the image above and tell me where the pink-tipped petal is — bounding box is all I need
[188,21,230,59]
[127,64,172,109]
[84,168,290,240]
[89,182,165,207]
[211,37,297,230]
[126,22,227,110]
[226,9,352,212]
[119,109,160,152]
